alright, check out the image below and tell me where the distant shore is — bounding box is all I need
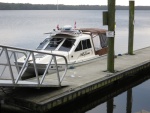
[0,2,150,10]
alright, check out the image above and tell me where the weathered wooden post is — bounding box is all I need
[128,0,135,55]
[107,0,116,72]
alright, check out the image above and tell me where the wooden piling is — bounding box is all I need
[128,0,135,55]
[107,0,116,72]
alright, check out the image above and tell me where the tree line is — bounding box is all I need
[0,2,150,10]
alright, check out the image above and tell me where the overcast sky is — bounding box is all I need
[0,0,149,6]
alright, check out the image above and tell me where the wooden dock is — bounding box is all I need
[1,47,150,113]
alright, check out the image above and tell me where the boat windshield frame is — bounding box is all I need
[37,37,76,52]
[36,38,50,50]
[44,37,64,51]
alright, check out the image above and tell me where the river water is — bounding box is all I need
[0,10,150,113]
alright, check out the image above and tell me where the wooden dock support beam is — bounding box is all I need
[128,0,135,55]
[107,0,116,72]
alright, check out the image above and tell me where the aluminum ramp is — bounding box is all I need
[0,45,68,88]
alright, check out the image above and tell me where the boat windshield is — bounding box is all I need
[44,38,64,50]
[58,38,75,52]
[37,37,75,51]
[37,38,50,50]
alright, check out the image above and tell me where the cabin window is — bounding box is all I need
[58,39,75,52]
[75,41,82,51]
[82,39,91,49]
[45,38,63,50]
[75,39,91,52]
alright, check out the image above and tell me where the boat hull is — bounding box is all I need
[17,54,106,80]
[17,63,66,80]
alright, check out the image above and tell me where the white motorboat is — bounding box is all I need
[17,25,108,79]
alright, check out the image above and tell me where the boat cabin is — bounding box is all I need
[16,25,108,80]
[36,25,108,63]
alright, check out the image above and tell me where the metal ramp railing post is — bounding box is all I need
[0,49,16,77]
[13,52,19,73]
[31,52,40,85]
[15,52,31,84]
[53,56,61,86]
[4,47,15,84]
[0,51,14,77]
[60,56,68,83]
[0,48,4,56]
[40,55,53,85]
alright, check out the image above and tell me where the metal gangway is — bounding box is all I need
[0,45,68,88]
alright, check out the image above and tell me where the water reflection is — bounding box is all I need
[106,89,132,113]
[126,89,132,113]
[45,73,150,113]
[107,99,114,113]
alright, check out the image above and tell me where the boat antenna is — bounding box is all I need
[57,0,59,10]
[56,0,60,30]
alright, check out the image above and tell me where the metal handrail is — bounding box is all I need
[0,45,68,87]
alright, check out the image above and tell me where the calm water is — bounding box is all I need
[0,10,150,54]
[0,10,150,113]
